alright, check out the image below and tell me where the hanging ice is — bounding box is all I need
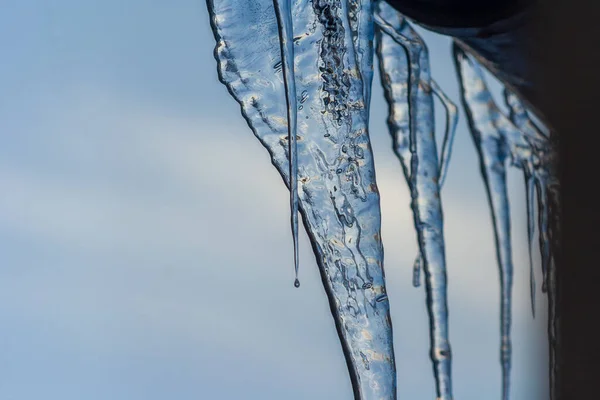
[503,88,560,400]
[205,0,559,398]
[454,44,514,400]
[206,0,396,398]
[454,42,558,400]
[374,2,456,398]
[272,0,301,287]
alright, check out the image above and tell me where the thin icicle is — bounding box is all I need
[546,237,558,400]
[272,0,300,288]
[454,42,514,400]
[504,87,559,400]
[431,79,459,188]
[524,171,536,317]
[545,177,559,400]
[207,1,397,398]
[376,2,453,398]
[504,89,555,292]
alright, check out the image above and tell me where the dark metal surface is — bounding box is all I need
[386,1,545,125]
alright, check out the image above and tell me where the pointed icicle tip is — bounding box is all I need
[273,0,300,293]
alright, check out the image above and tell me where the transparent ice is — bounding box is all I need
[454,43,559,400]
[375,2,457,398]
[205,1,558,399]
[207,0,396,398]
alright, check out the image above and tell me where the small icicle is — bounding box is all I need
[525,171,536,318]
[273,0,300,288]
[504,88,552,293]
[454,42,514,400]
[546,181,560,400]
[431,79,459,188]
[547,256,558,400]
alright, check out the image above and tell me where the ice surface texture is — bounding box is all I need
[207,1,396,398]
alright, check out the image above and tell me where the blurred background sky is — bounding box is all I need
[0,1,549,399]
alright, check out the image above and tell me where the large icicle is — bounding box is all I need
[375,2,454,399]
[206,1,397,398]
[272,0,301,287]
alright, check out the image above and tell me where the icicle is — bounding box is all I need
[524,171,536,317]
[503,90,559,397]
[504,89,555,293]
[272,0,301,288]
[207,1,397,398]
[546,241,558,400]
[376,3,453,399]
[453,42,514,400]
[431,79,459,188]
[544,167,560,400]
[544,177,559,400]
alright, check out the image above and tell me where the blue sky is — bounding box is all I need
[0,1,549,399]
